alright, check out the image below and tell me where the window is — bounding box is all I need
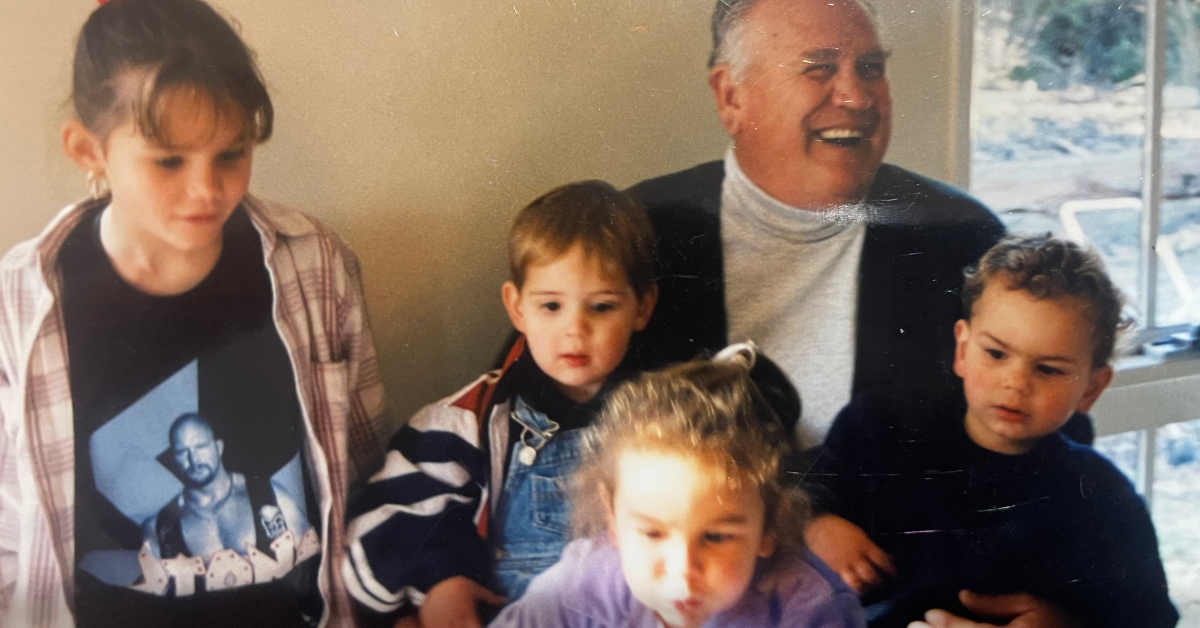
[1095,419,1200,622]
[971,1,1200,623]
[973,0,1200,330]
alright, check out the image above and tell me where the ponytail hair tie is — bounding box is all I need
[716,341,802,435]
[714,341,758,371]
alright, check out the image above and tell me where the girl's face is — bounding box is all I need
[91,88,254,254]
[607,449,775,628]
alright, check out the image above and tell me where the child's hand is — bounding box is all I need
[804,513,896,595]
[906,590,1082,628]
[418,576,505,628]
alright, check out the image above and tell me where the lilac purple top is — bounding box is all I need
[489,539,865,628]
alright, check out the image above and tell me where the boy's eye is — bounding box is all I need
[1036,364,1065,376]
[540,302,560,312]
[702,531,732,544]
[591,302,617,313]
[156,156,184,170]
[640,529,663,540]
[218,149,247,163]
[985,348,1004,360]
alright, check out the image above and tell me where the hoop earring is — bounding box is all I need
[86,171,109,200]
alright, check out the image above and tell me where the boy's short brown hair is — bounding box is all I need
[508,181,656,298]
[963,233,1131,368]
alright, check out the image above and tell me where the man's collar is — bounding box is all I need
[723,144,874,219]
[722,145,872,239]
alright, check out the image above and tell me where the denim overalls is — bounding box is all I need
[490,396,586,601]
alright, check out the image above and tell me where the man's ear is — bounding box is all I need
[62,119,106,174]
[709,64,746,136]
[217,439,225,457]
[1076,365,1114,414]
[632,284,658,332]
[501,281,527,333]
[952,319,970,378]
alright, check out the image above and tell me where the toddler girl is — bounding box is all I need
[490,345,864,628]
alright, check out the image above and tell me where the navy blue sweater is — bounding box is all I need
[808,392,1177,628]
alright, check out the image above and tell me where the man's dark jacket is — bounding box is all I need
[627,161,1093,444]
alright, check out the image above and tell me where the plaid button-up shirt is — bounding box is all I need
[0,195,391,627]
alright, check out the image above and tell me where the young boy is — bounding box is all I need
[804,234,1178,628]
[342,181,658,626]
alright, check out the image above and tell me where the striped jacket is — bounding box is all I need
[343,340,527,613]
[0,195,391,627]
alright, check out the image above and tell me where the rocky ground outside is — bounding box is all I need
[971,82,1200,326]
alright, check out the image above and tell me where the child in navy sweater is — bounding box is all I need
[805,234,1177,628]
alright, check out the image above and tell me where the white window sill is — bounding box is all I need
[1092,352,1200,437]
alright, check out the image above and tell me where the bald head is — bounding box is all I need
[169,412,213,444]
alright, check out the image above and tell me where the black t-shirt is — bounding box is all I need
[60,205,324,628]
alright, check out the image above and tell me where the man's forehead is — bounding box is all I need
[173,418,215,442]
[747,0,881,46]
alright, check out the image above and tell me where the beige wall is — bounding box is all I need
[0,0,968,421]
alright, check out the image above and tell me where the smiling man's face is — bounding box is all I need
[711,0,891,209]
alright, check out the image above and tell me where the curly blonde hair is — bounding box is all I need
[570,355,810,571]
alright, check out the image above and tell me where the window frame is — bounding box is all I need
[1142,0,1168,329]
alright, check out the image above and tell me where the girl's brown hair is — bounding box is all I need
[72,0,273,143]
[570,351,810,572]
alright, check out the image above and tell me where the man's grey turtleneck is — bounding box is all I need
[721,147,866,447]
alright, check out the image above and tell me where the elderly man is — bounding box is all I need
[631,2,1095,626]
[629,0,1099,448]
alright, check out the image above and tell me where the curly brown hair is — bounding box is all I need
[569,354,810,575]
[962,233,1131,368]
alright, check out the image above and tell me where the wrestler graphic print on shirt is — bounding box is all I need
[78,344,320,595]
[59,206,324,627]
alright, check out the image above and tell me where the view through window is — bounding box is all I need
[973,0,1200,327]
[972,1,1200,624]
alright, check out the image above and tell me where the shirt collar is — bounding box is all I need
[722,145,870,243]
[31,194,314,289]
[241,194,318,254]
[33,196,106,289]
